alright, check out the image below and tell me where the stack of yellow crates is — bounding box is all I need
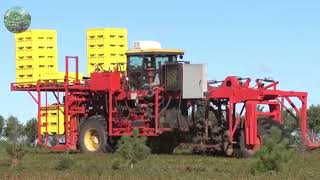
[87,28,128,76]
[15,29,58,83]
[40,105,66,135]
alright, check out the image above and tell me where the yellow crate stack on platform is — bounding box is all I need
[87,28,128,76]
[15,29,58,83]
[40,105,66,135]
[40,72,83,83]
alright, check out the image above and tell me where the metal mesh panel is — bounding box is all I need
[163,64,181,91]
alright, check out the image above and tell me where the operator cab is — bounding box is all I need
[126,41,184,90]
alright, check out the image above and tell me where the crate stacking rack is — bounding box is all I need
[12,56,87,150]
[14,30,84,150]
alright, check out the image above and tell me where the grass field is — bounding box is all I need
[0,150,319,180]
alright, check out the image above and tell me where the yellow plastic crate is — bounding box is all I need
[15,40,56,47]
[16,55,56,60]
[40,72,83,83]
[15,41,56,49]
[87,41,126,48]
[16,59,57,69]
[87,28,128,75]
[87,61,126,75]
[40,105,65,135]
[87,55,127,74]
[41,123,65,135]
[15,29,57,41]
[16,67,58,83]
[88,63,109,74]
[87,28,127,39]
[87,44,127,56]
[15,49,57,57]
[16,75,38,84]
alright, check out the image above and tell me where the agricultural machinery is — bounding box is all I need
[11,42,320,156]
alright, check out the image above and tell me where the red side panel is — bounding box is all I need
[88,72,121,91]
[245,101,258,146]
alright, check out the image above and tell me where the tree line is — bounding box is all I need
[0,115,37,144]
[0,104,320,145]
[282,104,320,132]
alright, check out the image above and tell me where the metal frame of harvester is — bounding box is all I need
[11,52,320,156]
[12,57,83,150]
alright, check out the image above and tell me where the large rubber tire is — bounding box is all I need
[78,116,108,153]
[240,118,286,158]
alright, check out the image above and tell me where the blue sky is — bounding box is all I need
[1,0,320,122]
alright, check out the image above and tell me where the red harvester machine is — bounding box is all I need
[11,47,320,156]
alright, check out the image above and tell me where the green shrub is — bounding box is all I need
[5,142,28,169]
[251,127,292,174]
[111,160,122,170]
[115,129,151,169]
[28,146,51,154]
[55,154,75,170]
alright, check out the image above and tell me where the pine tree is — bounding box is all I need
[24,118,37,144]
[251,127,292,173]
[116,129,151,169]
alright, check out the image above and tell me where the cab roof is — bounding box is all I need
[126,48,184,56]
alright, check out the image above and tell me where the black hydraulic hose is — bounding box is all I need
[159,97,165,106]
[176,93,182,128]
[159,96,172,116]
[149,96,172,118]
[125,100,129,109]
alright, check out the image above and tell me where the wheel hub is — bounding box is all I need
[84,128,100,152]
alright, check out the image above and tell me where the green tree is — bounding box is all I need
[307,105,320,132]
[116,129,151,169]
[282,109,299,132]
[3,116,28,169]
[24,118,37,143]
[251,127,292,173]
[0,115,4,137]
[4,116,24,142]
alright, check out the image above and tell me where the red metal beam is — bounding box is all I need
[108,91,113,136]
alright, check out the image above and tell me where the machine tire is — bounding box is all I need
[239,118,286,158]
[78,115,108,153]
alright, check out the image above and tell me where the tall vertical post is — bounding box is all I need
[64,56,69,147]
[75,56,79,82]
[108,91,113,136]
[65,56,69,83]
[228,101,234,143]
[45,91,48,145]
[154,88,159,134]
[57,92,60,145]
[300,95,308,144]
[37,82,42,145]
